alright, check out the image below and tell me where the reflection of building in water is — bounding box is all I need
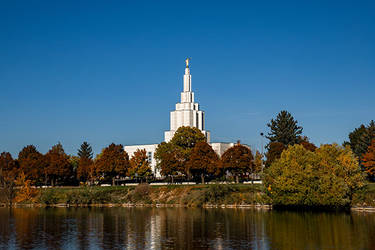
[124,59,234,177]
[146,212,161,249]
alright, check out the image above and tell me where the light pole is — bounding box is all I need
[260,132,265,175]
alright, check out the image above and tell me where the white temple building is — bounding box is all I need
[125,59,234,177]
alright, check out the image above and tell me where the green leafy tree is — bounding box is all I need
[187,142,220,184]
[129,149,152,182]
[266,110,303,147]
[169,126,206,149]
[95,143,130,185]
[221,144,254,183]
[264,144,364,207]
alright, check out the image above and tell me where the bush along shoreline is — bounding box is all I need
[1,183,374,210]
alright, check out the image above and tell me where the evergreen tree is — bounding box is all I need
[77,142,94,183]
[266,110,303,147]
[78,142,93,159]
[347,120,375,162]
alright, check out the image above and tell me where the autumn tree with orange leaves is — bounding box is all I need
[265,142,286,168]
[300,136,317,152]
[18,145,46,184]
[187,142,220,184]
[253,151,263,176]
[45,143,72,186]
[221,144,254,183]
[0,152,18,206]
[362,139,375,180]
[129,149,152,182]
[95,143,130,185]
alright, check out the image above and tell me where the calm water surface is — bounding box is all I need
[0,207,374,249]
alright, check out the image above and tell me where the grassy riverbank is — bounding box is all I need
[1,183,375,208]
[3,184,266,207]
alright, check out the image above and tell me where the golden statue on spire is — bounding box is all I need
[185,58,190,68]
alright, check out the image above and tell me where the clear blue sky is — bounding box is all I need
[1,1,374,157]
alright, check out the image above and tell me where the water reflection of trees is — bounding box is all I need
[0,207,374,249]
[263,211,375,250]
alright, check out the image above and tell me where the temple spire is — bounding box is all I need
[183,58,192,93]
[185,58,190,68]
[164,58,210,143]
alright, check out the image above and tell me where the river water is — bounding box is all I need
[0,207,374,249]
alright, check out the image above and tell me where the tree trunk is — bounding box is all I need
[201,173,205,184]
[171,175,174,184]
[236,175,239,184]
[112,177,115,186]
[44,173,48,186]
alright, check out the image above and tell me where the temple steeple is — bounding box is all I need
[164,58,210,142]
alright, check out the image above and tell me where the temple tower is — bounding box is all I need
[164,58,210,142]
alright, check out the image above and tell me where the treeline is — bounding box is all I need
[0,128,263,189]
[1,110,374,187]
[0,142,152,188]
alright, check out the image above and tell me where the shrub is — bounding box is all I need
[129,183,150,202]
[204,185,238,204]
[65,188,112,205]
[40,189,59,205]
[264,144,364,208]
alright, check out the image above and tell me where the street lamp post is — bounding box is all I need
[260,132,265,175]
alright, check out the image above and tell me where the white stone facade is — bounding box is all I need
[210,142,235,156]
[164,65,210,142]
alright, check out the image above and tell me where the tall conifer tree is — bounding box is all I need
[346,120,375,162]
[266,110,303,147]
[78,142,93,159]
[77,142,94,183]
